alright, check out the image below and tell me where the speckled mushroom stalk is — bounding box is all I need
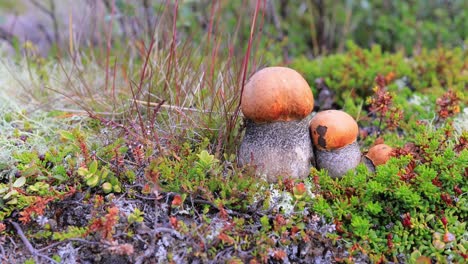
[238,67,315,183]
[362,143,393,172]
[309,110,361,178]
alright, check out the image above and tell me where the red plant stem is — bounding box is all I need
[209,3,220,92]
[141,40,155,117]
[104,0,115,92]
[199,1,218,114]
[210,39,220,101]
[128,39,155,139]
[231,0,263,124]
[168,0,179,105]
[206,0,217,47]
[129,81,147,138]
[112,58,117,111]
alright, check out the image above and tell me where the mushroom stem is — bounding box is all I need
[314,141,361,178]
[361,156,376,173]
[239,114,314,182]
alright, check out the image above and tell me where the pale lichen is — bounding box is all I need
[454,107,468,133]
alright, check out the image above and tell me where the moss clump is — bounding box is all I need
[292,43,467,108]
[312,121,468,263]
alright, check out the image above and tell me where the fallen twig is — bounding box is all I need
[38,238,100,252]
[134,235,156,264]
[0,237,7,262]
[133,99,239,116]
[8,220,59,264]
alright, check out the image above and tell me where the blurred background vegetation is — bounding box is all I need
[0,0,466,60]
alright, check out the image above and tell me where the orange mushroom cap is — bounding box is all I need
[241,67,314,123]
[310,110,358,150]
[366,144,393,166]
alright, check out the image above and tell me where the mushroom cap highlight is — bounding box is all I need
[366,144,393,166]
[241,67,314,123]
[310,110,358,150]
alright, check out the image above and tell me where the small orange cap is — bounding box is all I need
[366,144,393,166]
[310,110,358,150]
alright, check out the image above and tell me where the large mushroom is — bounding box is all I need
[309,110,361,178]
[238,66,314,182]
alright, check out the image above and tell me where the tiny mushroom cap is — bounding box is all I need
[310,110,359,150]
[366,144,393,166]
[241,67,314,123]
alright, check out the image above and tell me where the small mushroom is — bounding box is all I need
[309,110,361,178]
[362,143,393,172]
[238,66,314,182]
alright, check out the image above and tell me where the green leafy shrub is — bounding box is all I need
[312,121,468,262]
[292,42,413,106]
[292,43,467,110]
[148,139,263,212]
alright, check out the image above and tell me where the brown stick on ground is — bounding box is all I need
[8,220,59,264]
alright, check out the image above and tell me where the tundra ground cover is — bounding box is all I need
[0,1,467,263]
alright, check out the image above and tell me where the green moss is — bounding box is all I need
[311,120,468,262]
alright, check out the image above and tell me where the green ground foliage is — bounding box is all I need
[292,42,468,108]
[312,125,467,263]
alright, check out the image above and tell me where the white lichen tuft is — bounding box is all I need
[408,94,429,107]
[35,215,49,227]
[251,179,318,217]
[269,185,295,216]
[454,107,468,133]
[58,242,78,264]
[156,236,171,262]
[205,217,226,242]
[304,180,316,200]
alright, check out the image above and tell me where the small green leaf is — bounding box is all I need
[77,167,88,177]
[89,160,98,174]
[27,185,39,192]
[128,208,144,224]
[59,130,76,141]
[260,215,271,230]
[3,189,18,199]
[113,184,122,193]
[102,182,113,193]
[6,197,18,205]
[13,176,26,188]
[365,201,383,215]
[425,214,435,222]
[0,186,8,194]
[53,174,67,181]
[86,175,100,187]
[196,150,218,169]
[100,168,109,180]
[351,215,371,238]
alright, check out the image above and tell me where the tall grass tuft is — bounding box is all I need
[3,0,268,158]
